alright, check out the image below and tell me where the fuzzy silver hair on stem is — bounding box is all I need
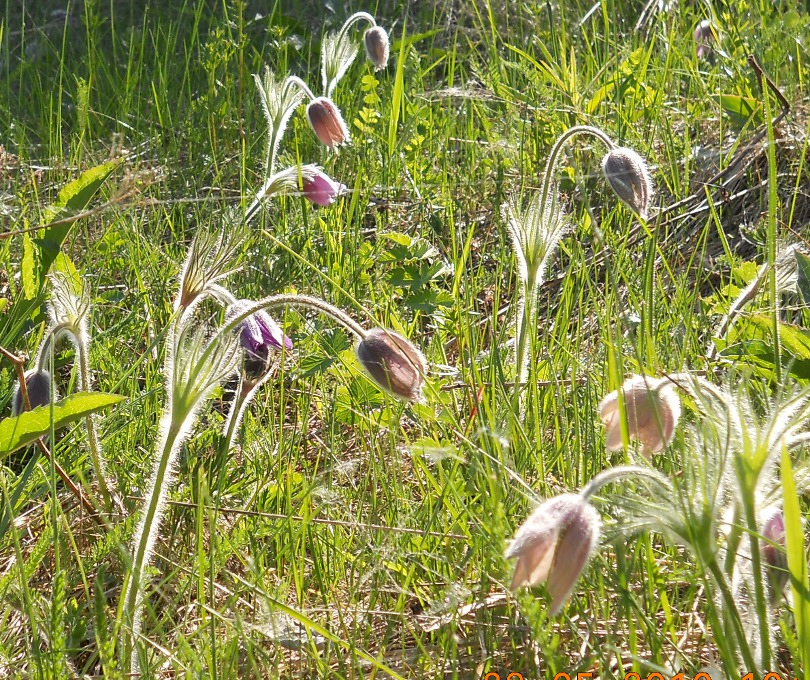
[123,320,241,674]
[505,125,653,412]
[42,271,115,512]
[253,69,305,178]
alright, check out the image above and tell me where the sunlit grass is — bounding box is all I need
[1,0,809,677]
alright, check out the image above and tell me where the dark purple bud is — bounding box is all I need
[227,300,292,373]
[11,369,53,415]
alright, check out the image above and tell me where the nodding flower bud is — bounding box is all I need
[601,147,653,220]
[355,328,427,402]
[506,493,601,615]
[598,375,681,456]
[760,508,788,603]
[227,301,292,379]
[694,20,717,60]
[11,369,54,415]
[363,26,390,71]
[302,170,347,206]
[306,97,351,149]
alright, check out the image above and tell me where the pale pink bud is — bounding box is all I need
[364,26,389,71]
[598,375,681,456]
[694,20,717,60]
[355,328,427,402]
[302,171,347,206]
[601,147,653,220]
[760,508,788,602]
[506,493,601,614]
[306,97,350,148]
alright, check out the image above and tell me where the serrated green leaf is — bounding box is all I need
[796,250,810,305]
[0,392,125,456]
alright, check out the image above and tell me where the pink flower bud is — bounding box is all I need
[302,171,347,206]
[760,507,788,602]
[506,493,601,614]
[694,20,717,60]
[355,328,427,402]
[601,147,653,220]
[306,97,350,148]
[598,375,681,456]
[364,26,390,71]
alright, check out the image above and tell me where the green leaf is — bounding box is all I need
[37,160,119,280]
[0,392,125,456]
[796,250,810,305]
[781,446,810,672]
[21,232,38,299]
[712,94,762,127]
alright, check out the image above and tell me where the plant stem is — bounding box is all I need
[580,465,673,501]
[741,489,774,666]
[706,556,759,672]
[336,12,377,44]
[215,293,368,346]
[74,330,115,513]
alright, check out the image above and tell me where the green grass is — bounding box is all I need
[1,0,810,677]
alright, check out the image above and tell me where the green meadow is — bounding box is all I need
[1,0,810,677]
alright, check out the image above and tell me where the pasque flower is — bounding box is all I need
[306,97,351,148]
[601,147,653,220]
[302,170,347,206]
[227,300,292,361]
[11,369,54,415]
[694,19,717,60]
[364,26,389,71]
[355,328,427,402]
[506,493,601,614]
[599,375,681,455]
[760,508,788,601]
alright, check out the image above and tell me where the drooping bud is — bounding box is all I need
[355,328,427,402]
[306,97,351,149]
[601,147,653,220]
[363,26,390,71]
[760,507,788,603]
[694,20,717,60]
[598,375,681,456]
[11,369,54,415]
[226,300,292,380]
[302,170,347,206]
[506,493,601,615]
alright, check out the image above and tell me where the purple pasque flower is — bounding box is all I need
[227,300,292,362]
[303,170,347,206]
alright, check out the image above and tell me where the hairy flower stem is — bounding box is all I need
[219,293,368,342]
[336,11,377,42]
[122,410,184,672]
[740,484,773,666]
[706,556,759,672]
[37,323,115,513]
[580,465,672,501]
[537,125,616,235]
[511,125,616,414]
